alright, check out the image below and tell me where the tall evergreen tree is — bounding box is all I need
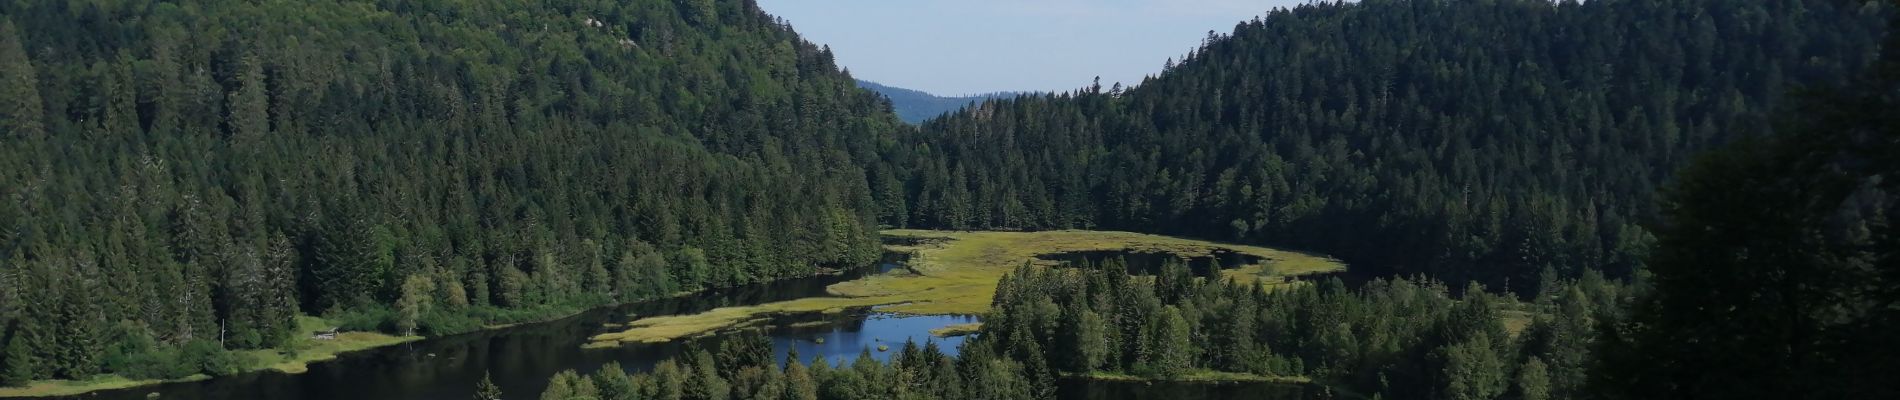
[475,370,504,400]
[0,18,43,140]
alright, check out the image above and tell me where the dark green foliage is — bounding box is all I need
[880,0,1888,294]
[0,0,897,382]
[0,17,44,139]
[1591,15,1900,398]
[2,334,33,387]
[1442,335,1506,400]
[180,340,244,377]
[540,338,1036,400]
[982,257,1627,400]
[1516,357,1550,400]
[476,370,504,400]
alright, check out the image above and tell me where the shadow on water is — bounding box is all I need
[877,251,913,274]
[75,254,939,400]
[74,250,1312,400]
[1036,249,1263,277]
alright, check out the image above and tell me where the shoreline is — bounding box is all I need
[590,230,1347,346]
[0,266,867,398]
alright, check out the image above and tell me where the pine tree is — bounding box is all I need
[475,370,504,400]
[0,18,44,140]
[1517,357,1551,400]
[1063,304,1106,372]
[590,363,635,400]
[1151,306,1194,378]
[225,53,268,141]
[781,358,816,400]
[539,370,576,400]
[53,283,101,379]
[1443,335,1506,400]
[2,334,34,387]
[260,235,300,347]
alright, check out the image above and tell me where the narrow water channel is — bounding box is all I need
[67,257,1316,400]
[71,262,888,400]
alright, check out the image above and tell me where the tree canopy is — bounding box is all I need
[0,0,898,382]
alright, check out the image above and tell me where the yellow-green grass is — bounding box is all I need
[0,374,210,398]
[1501,309,1536,338]
[590,230,1346,346]
[0,316,415,398]
[1071,370,1312,384]
[928,323,984,338]
[249,316,421,374]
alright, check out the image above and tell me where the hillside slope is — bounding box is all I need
[857,80,1022,123]
[0,0,898,385]
[873,0,1889,291]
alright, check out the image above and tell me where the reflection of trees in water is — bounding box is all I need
[81,270,873,400]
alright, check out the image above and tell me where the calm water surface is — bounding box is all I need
[66,257,1313,400]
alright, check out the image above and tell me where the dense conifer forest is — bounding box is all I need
[2,0,1896,398]
[0,0,897,382]
[528,334,1041,400]
[874,0,1889,294]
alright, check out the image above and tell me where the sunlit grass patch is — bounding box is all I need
[0,316,416,398]
[588,230,1345,347]
[249,316,420,374]
[0,374,209,398]
[929,323,983,337]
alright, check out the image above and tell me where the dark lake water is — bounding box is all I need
[62,256,1316,400]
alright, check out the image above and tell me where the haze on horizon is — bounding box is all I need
[756,0,1307,96]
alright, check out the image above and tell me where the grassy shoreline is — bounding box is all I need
[590,230,1346,346]
[0,316,418,398]
[0,265,891,398]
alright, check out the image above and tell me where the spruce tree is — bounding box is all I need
[475,370,504,400]
[0,18,44,140]
[2,335,34,387]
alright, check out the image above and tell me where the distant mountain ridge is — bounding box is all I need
[857,80,1024,123]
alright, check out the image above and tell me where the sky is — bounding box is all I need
[755,0,1308,96]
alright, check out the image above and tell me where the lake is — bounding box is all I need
[64,257,1316,400]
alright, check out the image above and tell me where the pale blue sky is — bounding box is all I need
[756,0,1307,96]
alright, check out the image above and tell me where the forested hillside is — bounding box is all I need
[0,0,899,383]
[977,259,1627,400]
[875,0,1890,292]
[856,80,1021,124]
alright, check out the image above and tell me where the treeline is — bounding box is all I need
[527,333,1041,400]
[978,258,1629,400]
[855,80,1023,124]
[874,0,1890,292]
[0,0,897,384]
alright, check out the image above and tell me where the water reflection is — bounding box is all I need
[70,254,1307,400]
[77,268,872,400]
[768,313,977,365]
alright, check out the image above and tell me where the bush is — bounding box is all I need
[180,341,247,377]
[417,310,481,337]
[111,348,194,380]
